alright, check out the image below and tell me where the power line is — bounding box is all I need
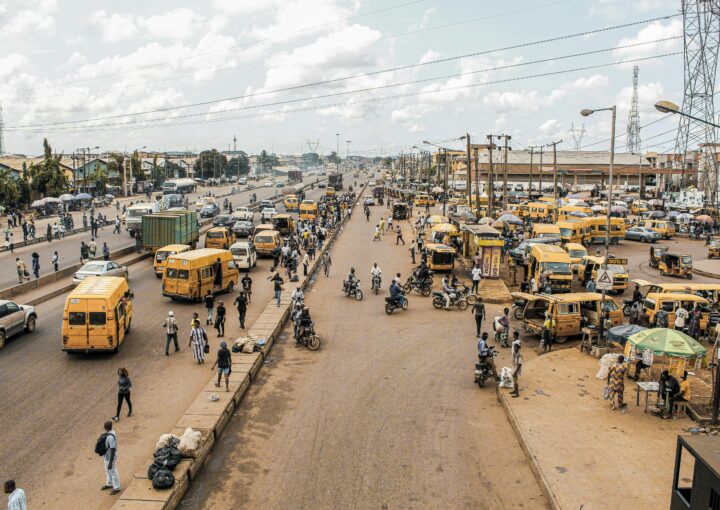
[7,14,679,130]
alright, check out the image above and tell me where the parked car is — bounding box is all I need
[73,261,129,285]
[260,199,274,210]
[0,300,37,349]
[200,204,220,218]
[213,214,236,227]
[265,180,274,187]
[318,183,327,188]
[276,181,285,188]
[364,196,375,206]
[232,220,255,238]
[625,226,661,243]
[233,207,254,221]
[261,208,278,222]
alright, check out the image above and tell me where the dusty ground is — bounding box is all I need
[184,196,547,509]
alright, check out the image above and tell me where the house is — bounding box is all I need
[73,158,122,190]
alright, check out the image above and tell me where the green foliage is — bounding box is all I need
[227,152,249,176]
[0,170,20,207]
[28,138,69,197]
[193,149,227,179]
[131,151,144,179]
[328,151,341,164]
[382,156,392,167]
[302,152,320,168]
[18,163,31,205]
[95,168,108,195]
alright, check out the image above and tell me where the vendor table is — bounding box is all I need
[635,381,659,413]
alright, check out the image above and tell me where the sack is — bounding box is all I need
[203,343,210,354]
[94,432,110,456]
[152,468,175,490]
[603,385,612,400]
[148,462,159,480]
[154,445,182,470]
[231,344,241,353]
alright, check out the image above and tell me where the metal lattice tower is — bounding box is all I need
[306,139,320,153]
[569,123,586,150]
[626,66,641,154]
[674,0,720,196]
[0,101,5,156]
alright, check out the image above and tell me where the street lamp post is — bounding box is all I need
[581,105,616,347]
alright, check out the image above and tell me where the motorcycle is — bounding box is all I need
[431,291,468,311]
[402,274,433,297]
[371,274,382,295]
[343,280,364,301]
[622,299,634,317]
[296,322,321,351]
[454,283,477,304]
[385,291,408,314]
[512,298,527,320]
[474,347,497,388]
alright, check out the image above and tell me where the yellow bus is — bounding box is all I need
[640,219,676,239]
[425,243,455,272]
[283,195,299,212]
[414,193,436,207]
[577,256,629,294]
[254,229,282,257]
[557,205,592,221]
[205,227,235,250]
[632,279,720,303]
[557,220,588,245]
[162,249,238,301]
[528,244,572,293]
[154,244,192,278]
[527,201,555,221]
[299,200,318,221]
[584,216,626,245]
[563,243,587,273]
[532,224,561,239]
[62,277,133,353]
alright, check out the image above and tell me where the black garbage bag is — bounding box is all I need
[154,445,182,470]
[152,468,175,490]
[147,462,159,480]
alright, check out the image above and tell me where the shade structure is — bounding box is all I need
[607,324,646,346]
[30,200,45,208]
[677,213,694,222]
[647,210,666,219]
[425,215,449,225]
[105,193,115,198]
[647,198,664,206]
[591,205,605,212]
[42,197,60,203]
[567,193,583,199]
[498,210,513,216]
[491,219,509,229]
[58,194,75,202]
[431,223,459,235]
[610,205,628,213]
[431,186,443,193]
[667,210,680,219]
[571,200,590,207]
[627,328,707,358]
[497,213,522,224]
[75,193,92,200]
[478,217,494,225]
[695,214,713,224]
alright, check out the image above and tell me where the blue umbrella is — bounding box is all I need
[75,193,92,200]
[59,194,75,202]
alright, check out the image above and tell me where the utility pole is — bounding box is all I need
[487,136,494,213]
[548,140,562,222]
[443,148,448,216]
[529,146,535,196]
[474,147,480,217]
[465,133,472,207]
[538,146,544,191]
[500,135,511,209]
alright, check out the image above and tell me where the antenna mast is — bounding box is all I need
[626,66,642,154]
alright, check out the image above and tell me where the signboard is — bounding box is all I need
[607,258,628,266]
[595,269,615,291]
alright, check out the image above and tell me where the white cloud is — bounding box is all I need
[244,0,352,43]
[0,53,29,81]
[89,8,204,42]
[590,0,676,18]
[211,0,279,15]
[614,20,682,61]
[419,50,441,65]
[89,10,140,42]
[0,0,57,34]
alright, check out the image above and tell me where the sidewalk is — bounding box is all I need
[497,347,690,510]
[694,259,720,279]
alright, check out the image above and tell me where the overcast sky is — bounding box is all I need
[0,0,684,157]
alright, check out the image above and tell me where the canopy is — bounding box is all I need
[432,223,459,233]
[498,210,513,216]
[478,217,494,225]
[431,186,443,193]
[43,197,60,203]
[75,193,92,200]
[647,199,664,206]
[610,205,628,213]
[58,194,75,201]
[667,210,680,219]
[627,328,707,358]
[30,200,45,208]
[696,214,713,224]
[607,324,646,346]
[491,219,509,229]
[591,205,605,212]
[426,215,449,225]
[104,194,115,198]
[647,210,666,219]
[497,213,522,224]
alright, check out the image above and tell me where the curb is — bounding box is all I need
[694,268,720,280]
[495,383,560,510]
[112,180,365,510]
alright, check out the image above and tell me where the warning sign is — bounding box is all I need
[596,269,615,291]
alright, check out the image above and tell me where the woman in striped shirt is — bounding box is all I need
[188,320,208,364]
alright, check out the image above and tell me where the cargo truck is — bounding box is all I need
[328,172,343,190]
[287,170,303,183]
[141,211,199,252]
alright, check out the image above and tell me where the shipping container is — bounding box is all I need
[142,211,199,252]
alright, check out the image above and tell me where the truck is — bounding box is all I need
[287,170,303,183]
[141,210,199,251]
[125,202,161,238]
[328,172,343,190]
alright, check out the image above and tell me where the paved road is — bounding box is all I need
[184,190,547,509]
[0,181,343,509]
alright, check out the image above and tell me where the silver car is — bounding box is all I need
[0,300,37,349]
[73,261,129,285]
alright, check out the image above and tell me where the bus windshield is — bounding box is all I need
[541,262,571,274]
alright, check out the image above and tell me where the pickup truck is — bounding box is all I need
[0,300,37,349]
[233,207,254,221]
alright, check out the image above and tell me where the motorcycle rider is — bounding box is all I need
[370,263,382,289]
[295,306,313,345]
[441,276,456,309]
[413,261,430,285]
[291,286,304,307]
[389,279,403,306]
[345,267,358,293]
[632,284,643,304]
[477,332,499,380]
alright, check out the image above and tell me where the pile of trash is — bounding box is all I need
[148,428,202,490]
[232,334,266,353]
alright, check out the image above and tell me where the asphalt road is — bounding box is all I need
[184,191,547,509]
[0,181,340,509]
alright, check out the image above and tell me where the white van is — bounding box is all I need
[230,241,257,270]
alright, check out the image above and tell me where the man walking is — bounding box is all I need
[204,290,215,326]
[395,225,405,245]
[15,258,29,284]
[103,242,110,261]
[303,252,309,276]
[114,217,121,234]
[163,311,179,356]
[52,251,59,272]
[510,344,523,398]
[4,480,26,510]
[99,420,120,495]
[471,298,485,337]
[471,263,482,294]
[31,253,40,279]
[270,272,284,306]
[409,240,416,264]
[234,292,248,329]
[322,252,332,277]
[241,274,252,303]
[606,355,628,410]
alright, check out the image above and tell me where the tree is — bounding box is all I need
[258,150,279,173]
[193,149,227,179]
[95,168,108,195]
[164,161,185,179]
[131,151,144,179]
[18,163,32,205]
[0,170,20,207]
[28,138,69,197]
[302,152,320,168]
[106,153,125,189]
[328,151,341,165]
[227,152,250,176]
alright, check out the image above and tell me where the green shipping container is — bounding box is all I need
[142,211,199,251]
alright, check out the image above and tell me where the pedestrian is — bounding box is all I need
[89,238,97,259]
[46,223,52,243]
[102,242,109,261]
[112,367,132,421]
[163,311,179,356]
[270,272,284,306]
[542,315,555,352]
[471,263,482,294]
[606,355,628,410]
[322,252,332,277]
[675,305,689,332]
[241,274,252,303]
[3,480,26,510]
[189,320,208,364]
[396,225,405,245]
[204,290,215,325]
[5,232,13,254]
[211,341,232,392]
[113,217,121,234]
[409,240,416,264]
[99,420,120,494]
[31,253,40,279]
[215,301,226,337]
[508,257,517,285]
[303,251,309,276]
[52,251,59,272]
[510,344,523,398]
[234,292,248,329]
[471,298,485,337]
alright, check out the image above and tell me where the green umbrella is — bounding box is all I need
[627,328,707,358]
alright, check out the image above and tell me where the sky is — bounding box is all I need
[0,0,687,157]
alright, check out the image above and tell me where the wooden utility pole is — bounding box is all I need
[501,135,511,209]
[487,135,494,213]
[529,146,534,196]
[548,140,562,222]
[538,146,543,191]
[474,147,480,217]
[465,133,472,207]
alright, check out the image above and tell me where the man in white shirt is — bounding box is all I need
[675,307,689,331]
[100,421,120,494]
[4,480,26,510]
[471,264,482,294]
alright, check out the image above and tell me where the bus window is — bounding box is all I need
[89,312,107,326]
[69,312,86,325]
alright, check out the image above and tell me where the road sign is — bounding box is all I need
[596,269,615,291]
[608,258,628,266]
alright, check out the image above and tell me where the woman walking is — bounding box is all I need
[215,301,226,337]
[189,320,208,364]
[211,341,232,391]
[112,368,132,421]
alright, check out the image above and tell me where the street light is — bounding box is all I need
[580,105,616,347]
[654,100,720,128]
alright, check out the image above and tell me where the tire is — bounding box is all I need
[640,237,646,243]
[555,336,568,344]
[125,319,131,333]
[687,274,693,280]
[432,297,443,309]
[307,335,321,351]
[421,286,432,297]
[402,298,409,310]
[385,303,394,315]
[25,316,36,333]
[344,287,350,297]
[623,305,632,317]
[477,373,486,388]
[155,273,162,279]
[466,294,477,305]
[355,289,363,301]
[227,281,234,293]
[514,307,524,320]
[402,283,411,293]
[457,299,468,311]
[0,330,6,349]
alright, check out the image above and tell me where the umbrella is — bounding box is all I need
[568,211,589,218]
[627,328,707,358]
[647,210,666,219]
[677,213,694,222]
[431,223,459,234]
[570,200,590,207]
[613,200,629,208]
[478,217,494,225]
[75,193,92,200]
[497,213,522,224]
[30,200,45,208]
[648,198,664,206]
[491,219,509,229]
[607,324,646,346]
[696,214,713,224]
[431,186,443,193]
[498,210,513,216]
[610,205,628,214]
[567,193,583,199]
[43,197,60,203]
[667,210,680,219]
[591,205,605,212]
[59,194,75,202]
[426,215,449,225]
[104,194,115,198]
